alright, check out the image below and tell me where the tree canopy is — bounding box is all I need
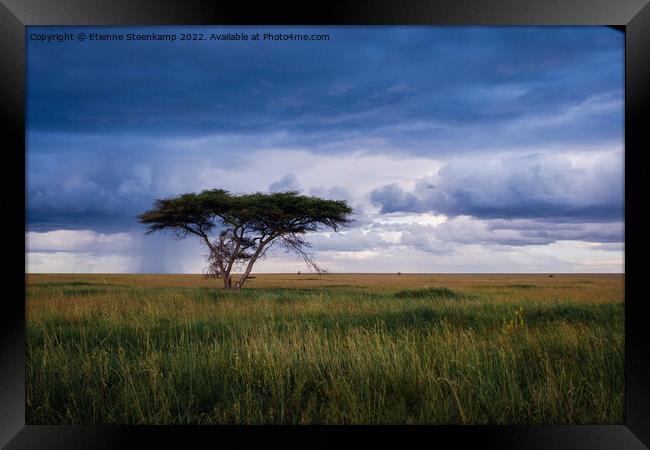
[138,189,353,288]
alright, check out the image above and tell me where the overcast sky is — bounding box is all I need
[26,26,624,273]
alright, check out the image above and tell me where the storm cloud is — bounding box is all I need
[370,151,623,222]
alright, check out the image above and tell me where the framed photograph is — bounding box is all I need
[2,0,649,448]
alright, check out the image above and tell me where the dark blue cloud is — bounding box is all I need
[369,184,420,214]
[28,26,622,149]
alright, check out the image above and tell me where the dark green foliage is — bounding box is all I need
[138,189,353,236]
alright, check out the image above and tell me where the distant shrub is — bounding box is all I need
[394,287,462,300]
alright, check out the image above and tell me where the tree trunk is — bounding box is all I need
[234,239,270,289]
[201,234,230,288]
[234,259,257,289]
[223,274,232,289]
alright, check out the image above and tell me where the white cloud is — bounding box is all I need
[191,148,442,200]
[371,149,623,221]
[26,252,136,273]
[25,224,624,274]
[27,230,134,253]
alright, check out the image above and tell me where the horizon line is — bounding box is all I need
[25,272,625,275]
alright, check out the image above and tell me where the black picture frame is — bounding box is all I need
[2,1,648,448]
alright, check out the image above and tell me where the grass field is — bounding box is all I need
[26,273,624,425]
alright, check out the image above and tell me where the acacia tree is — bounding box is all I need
[138,189,353,289]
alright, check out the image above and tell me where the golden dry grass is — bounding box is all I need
[27,272,623,297]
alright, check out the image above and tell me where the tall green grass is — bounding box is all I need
[26,282,624,424]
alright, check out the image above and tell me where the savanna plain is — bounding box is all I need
[26,273,624,425]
